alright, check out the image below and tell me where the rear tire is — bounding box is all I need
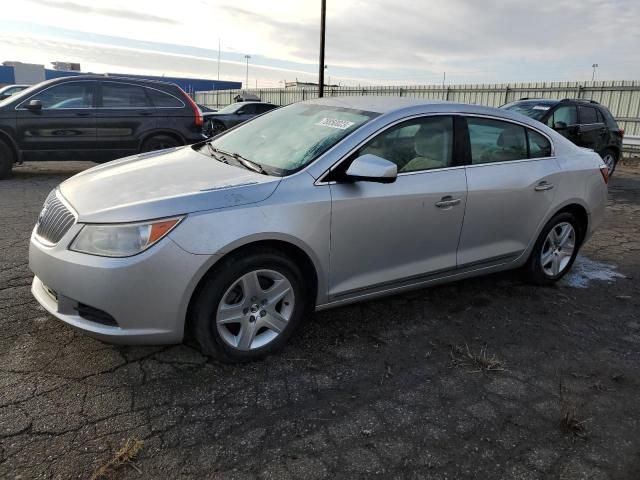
[601,148,618,177]
[191,249,308,363]
[0,141,14,180]
[524,212,582,286]
[140,135,181,153]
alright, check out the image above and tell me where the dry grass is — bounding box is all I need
[450,344,506,373]
[559,381,590,439]
[90,438,144,480]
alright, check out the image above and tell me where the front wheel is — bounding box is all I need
[524,212,581,286]
[191,250,308,362]
[601,149,618,177]
[140,135,181,153]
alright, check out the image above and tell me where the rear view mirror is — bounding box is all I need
[26,99,43,112]
[554,121,568,130]
[345,154,397,183]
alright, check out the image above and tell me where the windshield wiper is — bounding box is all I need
[203,143,268,175]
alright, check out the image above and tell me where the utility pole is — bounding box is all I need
[318,0,326,97]
[591,63,599,82]
[244,55,251,89]
[217,38,221,80]
[442,72,446,88]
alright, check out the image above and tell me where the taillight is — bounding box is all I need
[182,91,203,128]
[618,129,625,138]
[599,164,609,184]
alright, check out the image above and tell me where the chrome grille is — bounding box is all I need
[35,190,76,245]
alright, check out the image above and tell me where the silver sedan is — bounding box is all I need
[29,97,609,362]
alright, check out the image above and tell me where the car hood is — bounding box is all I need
[60,146,280,223]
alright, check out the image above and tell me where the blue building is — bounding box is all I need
[0,62,240,92]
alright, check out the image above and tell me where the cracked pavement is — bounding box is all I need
[1,161,639,479]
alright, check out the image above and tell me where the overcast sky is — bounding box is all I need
[2,0,639,87]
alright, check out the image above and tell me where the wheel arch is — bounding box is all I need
[182,238,321,339]
[0,130,19,164]
[138,129,186,151]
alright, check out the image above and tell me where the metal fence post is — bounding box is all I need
[504,86,510,105]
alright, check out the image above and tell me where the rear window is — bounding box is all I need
[147,88,184,108]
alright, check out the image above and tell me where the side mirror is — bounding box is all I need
[26,99,43,112]
[236,109,245,115]
[345,154,397,184]
[553,121,568,131]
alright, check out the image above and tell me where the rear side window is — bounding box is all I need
[467,118,527,164]
[528,130,552,158]
[101,82,150,108]
[600,107,620,130]
[257,104,276,113]
[146,88,184,108]
[579,106,599,124]
[239,104,258,114]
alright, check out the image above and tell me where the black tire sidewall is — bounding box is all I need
[140,135,180,153]
[192,251,308,362]
[526,212,581,285]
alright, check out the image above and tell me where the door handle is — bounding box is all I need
[534,181,554,191]
[435,196,462,208]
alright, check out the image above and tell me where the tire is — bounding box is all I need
[140,135,181,153]
[0,141,14,180]
[191,249,309,363]
[601,148,618,177]
[204,120,226,138]
[524,212,582,286]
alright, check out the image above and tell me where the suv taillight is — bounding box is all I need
[182,91,203,128]
[599,164,609,184]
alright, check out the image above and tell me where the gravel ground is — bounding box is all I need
[1,160,639,480]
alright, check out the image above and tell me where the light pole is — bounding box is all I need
[592,63,599,82]
[318,0,326,97]
[244,55,251,89]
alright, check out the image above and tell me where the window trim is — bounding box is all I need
[15,80,97,111]
[97,80,186,109]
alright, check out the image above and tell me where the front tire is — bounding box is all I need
[0,141,14,180]
[140,135,181,153]
[191,249,308,362]
[524,212,581,286]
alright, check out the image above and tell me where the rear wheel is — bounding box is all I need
[140,135,181,153]
[191,249,308,362]
[0,141,14,180]
[524,212,581,285]
[601,148,618,177]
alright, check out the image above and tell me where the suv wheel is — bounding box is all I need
[140,135,181,153]
[205,120,226,137]
[0,141,14,180]
[601,149,618,177]
[191,249,308,362]
[524,212,581,286]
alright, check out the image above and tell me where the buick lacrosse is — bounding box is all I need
[30,97,608,362]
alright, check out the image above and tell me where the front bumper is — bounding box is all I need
[29,226,210,345]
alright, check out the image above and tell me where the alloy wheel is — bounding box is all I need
[540,222,576,277]
[216,269,295,351]
[603,153,616,175]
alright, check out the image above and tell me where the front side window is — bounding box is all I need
[467,118,527,164]
[101,82,150,108]
[205,103,378,175]
[25,82,94,109]
[357,116,453,173]
[547,105,577,127]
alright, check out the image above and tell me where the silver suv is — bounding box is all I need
[29,97,609,362]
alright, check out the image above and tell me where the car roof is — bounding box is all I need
[31,75,181,89]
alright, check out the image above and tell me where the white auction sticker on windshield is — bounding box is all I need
[532,106,551,110]
[316,118,355,129]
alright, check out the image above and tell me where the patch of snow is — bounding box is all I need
[560,255,625,288]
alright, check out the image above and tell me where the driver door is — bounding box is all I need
[328,115,467,300]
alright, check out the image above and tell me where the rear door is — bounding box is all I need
[547,104,580,144]
[458,116,560,267]
[577,105,607,154]
[95,80,156,159]
[15,80,97,161]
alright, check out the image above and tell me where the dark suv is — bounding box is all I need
[0,75,206,179]
[501,98,624,175]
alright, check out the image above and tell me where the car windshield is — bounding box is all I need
[202,103,379,175]
[215,103,244,114]
[502,101,557,121]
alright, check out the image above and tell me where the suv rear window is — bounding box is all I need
[147,88,184,108]
[600,107,620,130]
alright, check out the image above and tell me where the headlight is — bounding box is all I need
[70,217,183,257]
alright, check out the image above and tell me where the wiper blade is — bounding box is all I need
[231,154,268,175]
[204,143,230,164]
